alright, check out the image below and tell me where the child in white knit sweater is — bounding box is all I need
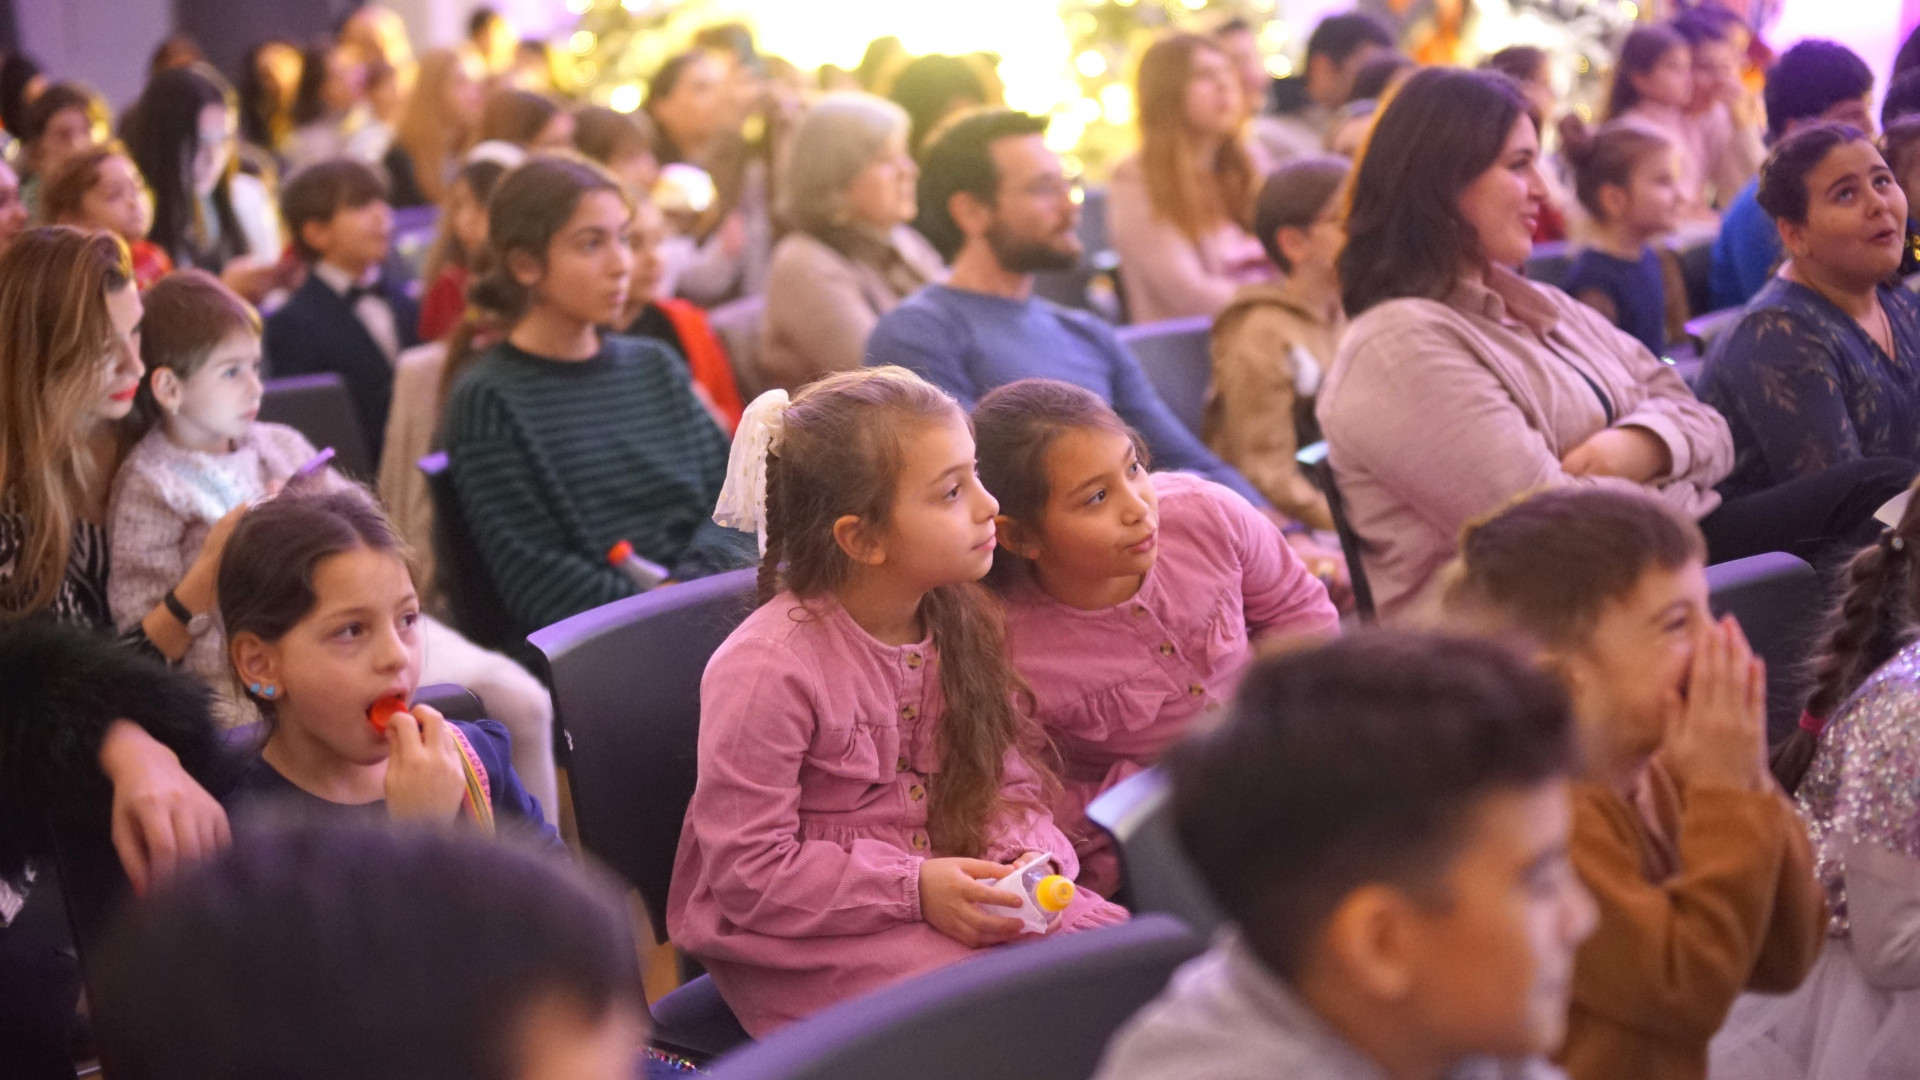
[106,270,562,821]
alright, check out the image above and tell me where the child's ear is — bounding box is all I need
[506,247,544,288]
[148,367,183,414]
[1597,182,1629,224]
[1275,226,1310,273]
[832,513,887,567]
[298,217,333,261]
[995,513,1044,561]
[1320,885,1420,1002]
[230,632,282,696]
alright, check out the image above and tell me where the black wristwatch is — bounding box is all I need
[163,588,212,637]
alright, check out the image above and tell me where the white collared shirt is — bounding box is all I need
[313,260,400,363]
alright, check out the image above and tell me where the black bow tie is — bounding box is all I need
[343,280,381,305]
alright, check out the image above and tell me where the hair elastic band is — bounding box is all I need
[1798,710,1827,736]
[712,389,792,556]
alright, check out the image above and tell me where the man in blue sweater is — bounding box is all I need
[869,109,1266,506]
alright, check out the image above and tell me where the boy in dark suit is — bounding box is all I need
[263,158,418,461]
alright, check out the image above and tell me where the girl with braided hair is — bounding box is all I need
[667,367,1126,1037]
[1714,479,1920,1077]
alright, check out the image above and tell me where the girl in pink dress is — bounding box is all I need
[973,379,1340,892]
[666,367,1127,1037]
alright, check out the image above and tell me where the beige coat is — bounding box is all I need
[1317,266,1733,621]
[1205,281,1340,530]
[759,225,945,392]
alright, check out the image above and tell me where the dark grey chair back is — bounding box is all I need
[1117,316,1213,438]
[706,914,1205,1080]
[1706,552,1827,744]
[1085,768,1223,938]
[529,569,761,1060]
[259,373,372,479]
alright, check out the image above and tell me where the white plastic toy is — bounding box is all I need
[975,851,1077,935]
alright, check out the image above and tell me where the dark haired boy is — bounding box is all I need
[1095,633,1595,1080]
[92,821,654,1080]
[263,157,418,461]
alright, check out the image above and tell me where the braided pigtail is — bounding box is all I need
[1778,526,1920,792]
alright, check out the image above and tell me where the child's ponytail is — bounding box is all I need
[1561,117,1672,222]
[1777,498,1920,792]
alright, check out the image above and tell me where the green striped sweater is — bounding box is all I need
[443,334,756,636]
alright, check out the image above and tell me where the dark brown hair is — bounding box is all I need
[972,379,1145,586]
[20,81,105,151]
[280,157,388,262]
[1606,25,1688,120]
[39,141,137,224]
[477,88,560,147]
[440,156,625,405]
[1252,155,1349,273]
[1882,115,1920,183]
[1171,631,1573,980]
[1442,486,1706,650]
[1559,117,1674,221]
[573,105,657,167]
[217,486,413,717]
[129,269,262,437]
[762,367,1050,858]
[420,157,509,293]
[1340,67,1531,317]
[1777,479,1920,792]
[1483,45,1547,86]
[1758,121,1871,225]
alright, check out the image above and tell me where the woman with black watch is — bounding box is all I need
[0,228,232,1077]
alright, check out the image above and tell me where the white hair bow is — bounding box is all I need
[712,389,791,556]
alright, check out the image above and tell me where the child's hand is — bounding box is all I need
[382,703,469,822]
[919,857,1026,948]
[1663,616,1767,793]
[167,502,251,630]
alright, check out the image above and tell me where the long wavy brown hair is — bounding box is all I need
[0,227,135,617]
[392,49,477,206]
[760,367,1053,858]
[1136,33,1257,242]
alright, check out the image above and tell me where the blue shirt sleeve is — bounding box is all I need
[866,297,982,409]
[1091,321,1271,509]
[1711,192,1783,311]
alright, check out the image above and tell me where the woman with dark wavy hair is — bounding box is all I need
[1317,66,1911,622]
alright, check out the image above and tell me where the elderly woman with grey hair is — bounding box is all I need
[759,92,946,391]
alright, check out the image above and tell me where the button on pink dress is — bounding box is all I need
[667,592,1128,1037]
[1003,474,1340,892]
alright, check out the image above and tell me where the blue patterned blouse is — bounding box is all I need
[1697,276,1920,497]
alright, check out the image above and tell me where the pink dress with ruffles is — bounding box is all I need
[667,592,1128,1037]
[1003,473,1340,893]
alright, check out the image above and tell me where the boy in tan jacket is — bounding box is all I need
[1442,487,1826,1080]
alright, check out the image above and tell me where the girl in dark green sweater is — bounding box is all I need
[443,157,754,638]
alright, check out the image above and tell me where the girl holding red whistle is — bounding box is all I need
[214,486,555,841]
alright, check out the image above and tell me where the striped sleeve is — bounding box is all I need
[444,381,636,635]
